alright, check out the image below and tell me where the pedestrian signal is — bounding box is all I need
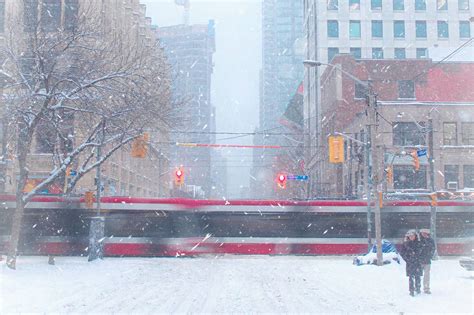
[410,151,420,171]
[84,191,95,208]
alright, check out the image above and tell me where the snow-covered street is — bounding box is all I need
[1,256,472,314]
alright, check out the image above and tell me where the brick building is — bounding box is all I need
[0,0,172,197]
[318,54,474,197]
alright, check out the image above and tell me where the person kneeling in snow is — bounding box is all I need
[400,230,423,296]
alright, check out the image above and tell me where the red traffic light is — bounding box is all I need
[277,173,287,189]
[175,168,184,186]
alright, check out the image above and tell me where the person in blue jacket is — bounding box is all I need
[400,230,423,296]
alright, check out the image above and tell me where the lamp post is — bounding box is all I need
[303,60,383,265]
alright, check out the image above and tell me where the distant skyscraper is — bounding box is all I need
[156,21,216,197]
[253,0,304,198]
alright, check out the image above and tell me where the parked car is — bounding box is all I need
[459,256,474,271]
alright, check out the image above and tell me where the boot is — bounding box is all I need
[424,289,431,294]
[416,288,421,294]
[410,291,415,297]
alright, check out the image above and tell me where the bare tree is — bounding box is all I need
[1,2,177,269]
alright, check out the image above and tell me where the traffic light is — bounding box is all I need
[430,193,438,207]
[277,173,287,189]
[174,168,184,186]
[84,191,95,208]
[386,166,393,184]
[410,151,420,171]
[131,133,149,158]
[328,135,345,163]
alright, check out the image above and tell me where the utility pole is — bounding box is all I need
[365,128,372,251]
[428,118,438,258]
[367,90,383,266]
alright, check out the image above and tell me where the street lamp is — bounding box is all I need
[303,60,384,266]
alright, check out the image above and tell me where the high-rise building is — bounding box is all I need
[304,0,474,197]
[156,21,216,197]
[255,0,304,198]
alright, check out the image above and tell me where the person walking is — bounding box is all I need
[419,228,435,294]
[400,230,423,296]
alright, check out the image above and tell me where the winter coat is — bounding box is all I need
[400,239,423,277]
[419,236,435,265]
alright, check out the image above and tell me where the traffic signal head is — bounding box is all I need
[386,166,393,184]
[277,173,287,189]
[131,133,149,158]
[175,168,184,186]
[410,151,420,171]
[84,191,94,208]
[328,135,345,164]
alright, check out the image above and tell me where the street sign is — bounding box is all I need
[70,170,77,176]
[417,149,427,157]
[287,175,309,181]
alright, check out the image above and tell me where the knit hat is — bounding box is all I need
[406,230,417,236]
[420,229,430,234]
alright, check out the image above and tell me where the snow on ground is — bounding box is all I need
[1,255,473,314]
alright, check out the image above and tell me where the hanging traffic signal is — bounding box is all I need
[328,135,345,163]
[175,168,185,186]
[410,151,420,171]
[131,133,149,158]
[84,191,95,208]
[277,173,287,189]
[386,166,393,184]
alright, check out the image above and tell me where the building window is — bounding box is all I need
[328,47,339,62]
[355,82,368,99]
[24,0,39,32]
[65,0,79,31]
[350,47,362,59]
[350,20,361,38]
[438,21,449,38]
[460,21,471,38]
[444,165,459,188]
[372,20,383,38]
[416,48,429,58]
[437,0,448,10]
[393,122,426,146]
[398,80,415,98]
[0,0,4,33]
[41,0,62,32]
[394,48,406,59]
[371,0,382,10]
[461,122,474,145]
[459,0,469,10]
[394,21,405,38]
[443,123,457,145]
[394,165,427,190]
[328,20,339,38]
[393,0,404,10]
[349,0,360,10]
[416,21,427,38]
[464,165,474,188]
[372,48,383,59]
[327,0,338,10]
[415,0,426,10]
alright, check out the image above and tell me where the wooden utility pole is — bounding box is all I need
[367,90,383,266]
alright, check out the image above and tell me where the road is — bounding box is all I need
[1,256,472,313]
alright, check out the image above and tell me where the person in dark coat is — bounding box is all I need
[400,230,423,296]
[419,229,436,294]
